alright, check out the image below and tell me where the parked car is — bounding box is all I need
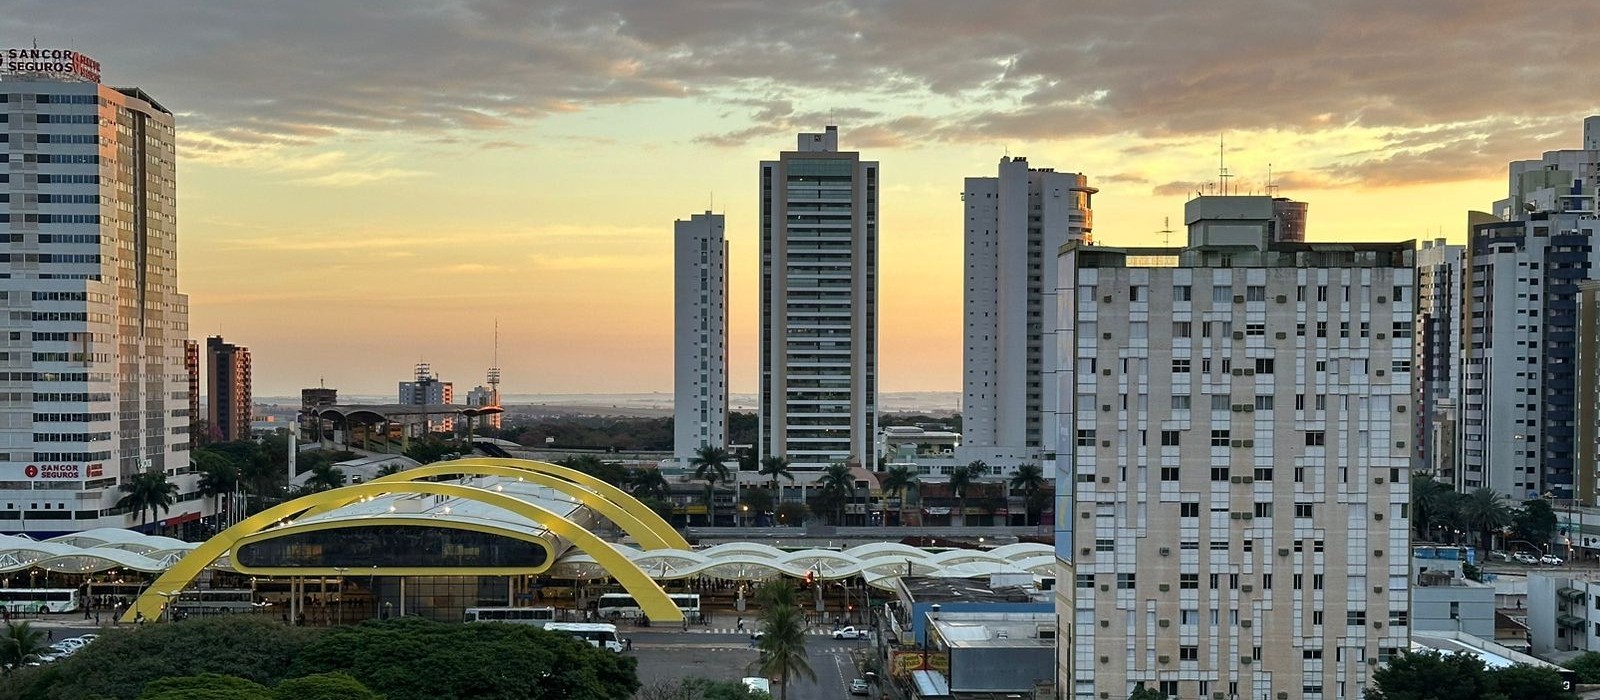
[850,678,870,696]
[1542,554,1566,566]
[1513,552,1540,565]
[1488,551,1510,562]
[832,626,869,640]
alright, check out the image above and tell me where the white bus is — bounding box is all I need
[0,588,79,614]
[595,593,700,620]
[545,622,624,652]
[464,606,557,626]
[173,589,261,614]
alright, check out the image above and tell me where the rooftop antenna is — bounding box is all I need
[1266,162,1280,198]
[709,190,714,213]
[1217,133,1233,196]
[1159,216,1174,247]
[487,319,501,391]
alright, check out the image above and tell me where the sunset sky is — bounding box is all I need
[5,1,1593,397]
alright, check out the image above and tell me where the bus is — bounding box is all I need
[0,588,79,614]
[595,593,700,621]
[545,622,624,652]
[172,589,263,615]
[464,606,557,626]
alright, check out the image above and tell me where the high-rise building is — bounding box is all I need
[1059,195,1413,700]
[185,339,200,447]
[465,384,501,430]
[759,126,878,481]
[674,212,728,462]
[0,50,199,534]
[399,362,453,432]
[1576,281,1600,507]
[1461,116,1600,498]
[205,336,252,442]
[960,156,1094,473]
[299,386,337,437]
[1414,238,1465,485]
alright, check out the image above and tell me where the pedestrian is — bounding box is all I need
[94,611,100,625]
[682,616,689,632]
[47,629,52,641]
[737,617,745,632]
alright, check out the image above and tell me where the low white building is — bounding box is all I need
[1527,572,1600,658]
[878,426,961,475]
[1411,546,1495,639]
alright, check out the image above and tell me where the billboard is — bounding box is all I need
[4,463,96,481]
[0,48,100,83]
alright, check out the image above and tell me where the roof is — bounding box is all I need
[909,670,950,697]
[315,404,504,422]
[0,532,198,573]
[930,612,1055,649]
[900,573,1043,603]
[1411,631,1568,673]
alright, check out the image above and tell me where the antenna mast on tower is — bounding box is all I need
[1159,217,1174,247]
[1266,162,1279,198]
[487,319,501,391]
[1217,133,1233,196]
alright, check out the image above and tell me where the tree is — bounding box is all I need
[690,445,732,527]
[1412,471,1453,540]
[195,453,240,528]
[951,462,980,526]
[118,469,180,528]
[881,465,917,527]
[137,673,272,700]
[558,455,630,488]
[1009,463,1048,525]
[637,678,768,700]
[1128,684,1165,700]
[774,502,809,526]
[628,467,671,501]
[756,582,813,700]
[403,438,456,465]
[302,463,346,492]
[1487,662,1576,699]
[758,456,794,503]
[1513,499,1558,548]
[0,622,49,674]
[742,486,775,524]
[1367,649,1492,700]
[1567,651,1600,684]
[272,672,382,700]
[816,463,854,526]
[375,464,404,477]
[1460,488,1514,555]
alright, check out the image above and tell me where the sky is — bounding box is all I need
[4,1,1595,397]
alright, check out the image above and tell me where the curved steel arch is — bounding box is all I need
[297,462,681,551]
[121,481,684,624]
[436,458,690,550]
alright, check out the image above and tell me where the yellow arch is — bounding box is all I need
[122,481,684,624]
[431,457,690,550]
[297,462,682,551]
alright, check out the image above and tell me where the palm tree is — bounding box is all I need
[304,463,346,492]
[0,622,49,673]
[951,462,980,526]
[376,464,404,477]
[117,469,179,529]
[195,455,239,528]
[757,584,814,700]
[690,445,731,527]
[628,467,671,501]
[882,465,917,527]
[759,455,795,504]
[817,462,854,526]
[1411,472,1452,540]
[1460,487,1514,555]
[1009,463,1048,526]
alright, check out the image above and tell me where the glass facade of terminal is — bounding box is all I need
[234,525,549,570]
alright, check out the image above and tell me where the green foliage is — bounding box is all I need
[270,672,382,700]
[557,455,630,488]
[882,465,917,526]
[1514,499,1558,547]
[757,597,813,700]
[302,463,346,492]
[1128,684,1165,700]
[288,617,637,700]
[774,502,810,526]
[807,487,846,526]
[137,673,272,700]
[1412,471,1454,539]
[1367,649,1575,700]
[402,438,458,465]
[1462,561,1483,582]
[1009,463,1048,525]
[742,486,775,517]
[637,678,768,700]
[1567,651,1600,684]
[1460,488,1514,554]
[0,622,50,673]
[690,445,732,525]
[627,467,671,500]
[117,469,180,526]
[758,456,794,491]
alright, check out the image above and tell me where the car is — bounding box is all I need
[1542,554,1566,566]
[741,677,771,695]
[849,678,870,696]
[75,634,98,643]
[832,626,868,640]
[1513,552,1540,565]
[1489,551,1511,562]
[749,629,764,640]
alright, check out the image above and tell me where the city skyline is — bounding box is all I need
[3,2,1586,396]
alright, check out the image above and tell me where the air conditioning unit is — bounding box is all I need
[1241,619,1253,628]
[1275,295,1287,303]
[1159,547,1171,556]
[1233,331,1245,340]
[1234,295,1245,304]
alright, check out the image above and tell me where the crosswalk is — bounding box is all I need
[693,627,840,636]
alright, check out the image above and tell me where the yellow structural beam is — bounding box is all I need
[121,481,684,624]
[297,461,682,551]
[434,457,690,550]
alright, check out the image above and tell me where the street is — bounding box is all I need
[630,630,866,700]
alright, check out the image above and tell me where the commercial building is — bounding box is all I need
[673,211,728,462]
[1410,545,1495,639]
[759,126,878,475]
[959,157,1094,474]
[924,610,1058,697]
[0,50,200,535]
[1059,195,1413,700]
[205,336,252,443]
[1414,238,1465,484]
[398,362,453,433]
[1462,116,1600,499]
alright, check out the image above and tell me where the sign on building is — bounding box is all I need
[0,49,100,83]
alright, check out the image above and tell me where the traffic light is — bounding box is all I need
[803,571,815,588]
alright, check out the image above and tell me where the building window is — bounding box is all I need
[1211,430,1231,446]
[1348,610,1366,626]
[1180,502,1199,518]
[1174,285,1191,301]
[1095,539,1114,552]
[1161,430,1181,446]
[1160,466,1180,481]
[1077,574,1094,589]
[1295,503,1314,518]
[1076,430,1095,447]
[1254,358,1274,374]
[1180,645,1198,661]
[1254,503,1273,518]
[1246,286,1266,302]
[1211,467,1230,481]
[1180,574,1198,590]
[1172,359,1190,373]
[1117,573,1136,590]
[1172,395,1191,410]
[1305,431,1325,447]
[1173,321,1192,338]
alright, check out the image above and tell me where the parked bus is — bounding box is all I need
[172,589,262,614]
[545,622,624,652]
[464,606,557,626]
[0,588,79,614]
[595,593,700,620]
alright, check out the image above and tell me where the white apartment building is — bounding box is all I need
[1059,195,1413,700]
[960,156,1094,474]
[0,52,200,535]
[759,126,878,477]
[673,211,728,462]
[1462,116,1600,498]
[399,362,453,433]
[1414,239,1464,484]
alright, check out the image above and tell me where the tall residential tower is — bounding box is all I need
[1060,195,1413,699]
[1413,239,1464,485]
[674,212,728,462]
[759,126,878,478]
[960,156,1094,473]
[0,50,198,534]
[205,336,252,442]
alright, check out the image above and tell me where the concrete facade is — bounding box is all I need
[673,212,728,462]
[960,157,1094,474]
[1059,198,1413,700]
[0,69,199,534]
[758,127,878,473]
[1577,281,1600,506]
[1414,239,1464,484]
[398,362,453,433]
[1527,573,1600,658]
